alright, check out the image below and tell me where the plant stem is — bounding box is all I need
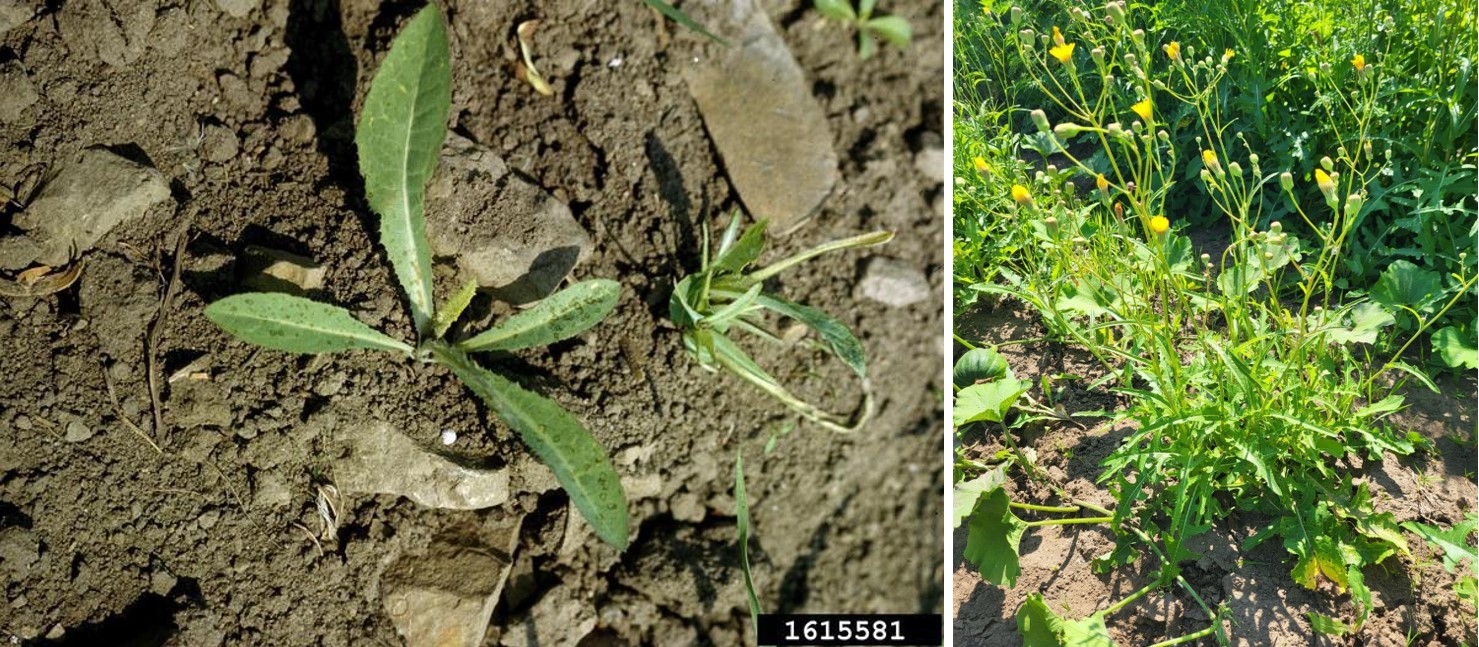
[1104,579,1162,615]
[1011,502,1081,514]
[1024,516,1114,527]
[1146,625,1218,647]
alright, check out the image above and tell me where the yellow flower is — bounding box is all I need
[1224,48,1235,61]
[1164,41,1181,62]
[1096,173,1109,192]
[1131,99,1152,121]
[1049,42,1076,64]
[1011,184,1032,205]
[1149,215,1170,234]
[1315,168,1334,193]
[973,156,989,173]
[1202,149,1217,166]
[1052,26,1065,47]
[1351,54,1365,71]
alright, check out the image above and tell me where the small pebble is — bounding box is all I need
[439,430,457,446]
[64,419,94,443]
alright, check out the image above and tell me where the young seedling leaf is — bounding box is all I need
[356,4,450,336]
[459,279,620,352]
[712,219,769,275]
[432,344,629,550]
[755,294,867,377]
[953,379,1030,426]
[433,278,480,339]
[735,451,762,642]
[1016,593,1066,646]
[641,0,729,46]
[952,466,1006,529]
[206,293,413,355]
[813,0,857,22]
[864,15,912,49]
[964,488,1026,587]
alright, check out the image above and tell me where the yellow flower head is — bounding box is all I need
[973,156,989,173]
[1351,54,1365,71]
[1201,149,1217,166]
[1011,184,1032,205]
[1315,168,1335,193]
[1131,99,1152,121]
[1052,26,1066,47]
[1050,42,1076,64]
[1224,48,1235,61]
[1164,41,1181,62]
[1096,173,1109,192]
[1149,215,1170,234]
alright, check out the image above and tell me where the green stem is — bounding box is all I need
[1147,625,1218,647]
[1103,579,1162,615]
[749,231,893,282]
[1024,516,1114,528]
[1011,502,1081,514]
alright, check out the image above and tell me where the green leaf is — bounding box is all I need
[953,379,1030,426]
[713,218,768,275]
[1307,612,1352,636]
[432,344,629,550]
[735,451,762,641]
[641,0,729,46]
[1402,517,1478,573]
[864,15,912,49]
[952,467,1006,529]
[1063,613,1116,646]
[754,294,868,377]
[964,488,1026,586]
[432,279,479,339]
[206,293,412,355]
[1456,576,1476,607]
[814,0,857,22]
[1016,593,1066,646]
[1325,302,1395,345]
[356,4,451,335]
[459,279,620,352]
[953,347,1011,388]
[1433,326,1479,369]
[1369,260,1443,313]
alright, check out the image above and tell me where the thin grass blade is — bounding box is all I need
[735,451,762,642]
[459,279,620,352]
[431,344,628,550]
[356,4,450,336]
[206,293,413,355]
[641,0,729,45]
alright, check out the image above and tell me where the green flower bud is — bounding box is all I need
[1053,123,1083,138]
[1345,193,1364,216]
[1228,161,1243,177]
[1200,168,1213,184]
[1108,1,1126,24]
[1010,6,1023,24]
[1279,172,1293,191]
[1270,220,1282,233]
[1030,109,1051,133]
[1319,156,1334,172]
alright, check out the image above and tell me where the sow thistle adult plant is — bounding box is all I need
[955,2,1477,644]
[204,5,629,550]
[669,213,891,433]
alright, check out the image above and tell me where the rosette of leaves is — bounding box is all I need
[669,213,891,433]
[204,5,629,550]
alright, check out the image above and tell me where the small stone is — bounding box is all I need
[252,474,292,508]
[12,148,172,267]
[0,62,38,123]
[440,430,457,446]
[201,125,239,164]
[425,134,593,305]
[150,570,177,596]
[333,421,510,510]
[45,625,64,640]
[64,419,93,442]
[197,509,221,530]
[914,145,944,185]
[683,9,837,231]
[670,491,705,523]
[240,245,325,294]
[14,414,31,430]
[214,0,258,18]
[623,473,662,500]
[857,256,930,307]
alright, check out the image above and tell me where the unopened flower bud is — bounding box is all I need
[1157,130,1169,141]
[1248,154,1259,166]
[1091,47,1104,64]
[1200,169,1213,184]
[1362,140,1372,158]
[1279,172,1293,191]
[1107,2,1126,24]
[1345,193,1364,216]
[1228,161,1243,177]
[1337,146,1348,158]
[1010,6,1023,24]
[1263,252,1274,260]
[1053,123,1084,138]
[1320,156,1334,172]
[1200,253,1211,263]
[1107,122,1125,138]
[1046,164,1059,174]
[1031,109,1052,133]
[1131,29,1144,45]
[1270,221,1282,233]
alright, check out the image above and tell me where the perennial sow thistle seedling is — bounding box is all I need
[205,6,630,550]
[953,2,1476,644]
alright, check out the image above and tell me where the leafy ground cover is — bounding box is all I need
[951,0,1477,644]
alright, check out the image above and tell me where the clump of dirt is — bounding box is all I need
[952,302,1477,646]
[0,0,944,643]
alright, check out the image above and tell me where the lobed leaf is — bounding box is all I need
[1307,612,1352,636]
[432,344,629,550]
[1016,593,1066,647]
[964,488,1026,587]
[1402,516,1478,573]
[459,279,620,352]
[356,4,451,335]
[206,293,412,355]
[953,379,1030,426]
[952,467,1006,529]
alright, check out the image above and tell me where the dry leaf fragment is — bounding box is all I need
[515,20,554,96]
[0,262,83,298]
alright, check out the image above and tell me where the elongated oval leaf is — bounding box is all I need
[356,4,450,335]
[206,293,412,355]
[754,294,866,377]
[431,344,628,549]
[713,219,768,275]
[458,280,620,352]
